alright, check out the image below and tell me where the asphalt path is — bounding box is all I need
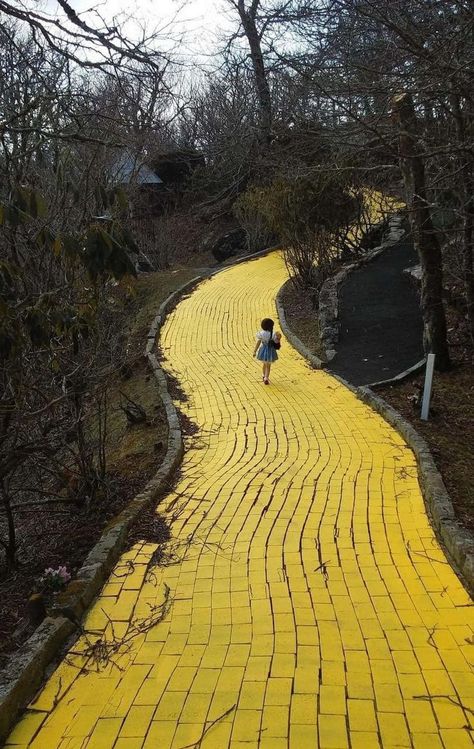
[329,236,424,386]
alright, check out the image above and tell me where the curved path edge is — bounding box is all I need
[277,301,474,600]
[276,283,325,369]
[0,285,186,742]
[0,244,279,743]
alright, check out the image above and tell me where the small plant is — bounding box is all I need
[39,566,71,592]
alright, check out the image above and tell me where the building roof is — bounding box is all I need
[109,150,163,186]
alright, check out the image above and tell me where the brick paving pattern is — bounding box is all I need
[6,252,474,748]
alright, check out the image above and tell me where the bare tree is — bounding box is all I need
[393,93,450,370]
[0,12,178,569]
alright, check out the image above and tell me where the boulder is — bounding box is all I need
[211,228,247,262]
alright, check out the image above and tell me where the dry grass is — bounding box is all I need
[280,279,326,360]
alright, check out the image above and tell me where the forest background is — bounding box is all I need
[0,0,472,652]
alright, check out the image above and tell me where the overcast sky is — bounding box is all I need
[45,0,229,62]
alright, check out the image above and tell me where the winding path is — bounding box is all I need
[7,252,474,749]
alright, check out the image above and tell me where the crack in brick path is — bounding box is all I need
[6,252,474,749]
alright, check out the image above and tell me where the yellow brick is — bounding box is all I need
[171,723,203,748]
[348,699,377,731]
[261,705,289,737]
[319,685,346,715]
[405,698,438,733]
[244,656,271,681]
[412,734,444,749]
[432,698,470,728]
[5,713,46,745]
[200,721,232,749]
[321,660,346,686]
[65,705,103,737]
[115,739,144,749]
[224,644,250,667]
[294,665,319,694]
[231,709,262,742]
[238,681,266,710]
[259,739,288,749]
[270,653,295,678]
[398,672,428,698]
[370,660,398,685]
[350,732,381,749]
[120,706,155,737]
[318,713,349,748]
[290,694,317,725]
[374,683,403,712]
[289,723,318,749]
[440,728,474,748]
[180,693,213,723]
[87,718,123,749]
[346,671,374,699]
[191,669,221,693]
[265,677,293,706]
[296,627,318,645]
[215,666,245,693]
[231,624,253,644]
[167,667,197,691]
[177,644,206,668]
[154,692,187,721]
[378,712,411,747]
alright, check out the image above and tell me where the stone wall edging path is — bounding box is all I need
[0,244,278,743]
[277,304,474,598]
[0,284,185,742]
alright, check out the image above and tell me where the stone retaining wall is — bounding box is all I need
[318,215,406,361]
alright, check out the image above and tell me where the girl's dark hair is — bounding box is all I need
[261,318,274,332]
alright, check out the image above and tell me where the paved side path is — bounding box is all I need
[329,237,424,386]
[7,253,474,749]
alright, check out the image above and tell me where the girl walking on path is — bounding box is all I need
[253,317,281,384]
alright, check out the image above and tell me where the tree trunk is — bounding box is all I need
[392,93,450,371]
[463,187,474,342]
[1,479,17,570]
[450,93,474,342]
[237,0,272,145]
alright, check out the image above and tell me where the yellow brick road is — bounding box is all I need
[7,252,474,749]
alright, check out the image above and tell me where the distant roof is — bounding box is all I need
[109,150,162,186]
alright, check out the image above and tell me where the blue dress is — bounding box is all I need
[256,330,278,362]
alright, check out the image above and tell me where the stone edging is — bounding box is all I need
[355,384,474,598]
[275,282,325,369]
[318,215,406,361]
[275,308,474,598]
[0,244,279,743]
[0,290,186,742]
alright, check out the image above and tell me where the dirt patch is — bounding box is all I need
[128,507,172,551]
[280,279,325,360]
